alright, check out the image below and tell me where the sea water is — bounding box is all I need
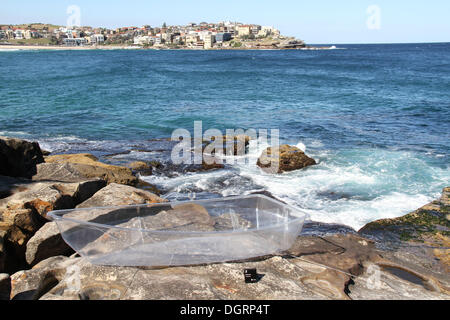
[0,43,449,230]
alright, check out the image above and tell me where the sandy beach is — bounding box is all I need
[0,44,139,51]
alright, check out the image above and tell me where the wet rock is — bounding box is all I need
[198,158,225,172]
[35,153,138,186]
[257,144,316,174]
[202,134,252,156]
[25,221,73,267]
[359,187,450,272]
[0,137,44,179]
[135,180,162,196]
[149,160,163,168]
[127,161,153,176]
[76,183,166,208]
[0,273,10,300]
[300,221,357,237]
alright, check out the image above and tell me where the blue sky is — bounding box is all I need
[1,0,449,43]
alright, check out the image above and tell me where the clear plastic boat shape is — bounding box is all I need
[48,195,306,267]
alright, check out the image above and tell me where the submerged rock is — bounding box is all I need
[0,137,44,179]
[127,161,153,176]
[257,144,316,174]
[202,134,252,156]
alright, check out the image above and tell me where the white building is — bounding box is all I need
[185,33,199,44]
[13,30,24,40]
[63,37,87,46]
[203,34,215,49]
[90,34,105,44]
[134,35,150,45]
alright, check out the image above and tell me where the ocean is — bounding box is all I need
[1,43,449,230]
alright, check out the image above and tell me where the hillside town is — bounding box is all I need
[0,21,308,49]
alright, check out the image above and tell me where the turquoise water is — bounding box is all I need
[1,43,449,229]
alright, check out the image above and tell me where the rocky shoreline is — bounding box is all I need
[0,136,449,300]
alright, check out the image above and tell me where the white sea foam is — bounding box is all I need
[143,145,448,231]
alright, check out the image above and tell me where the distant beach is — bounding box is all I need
[0,44,337,51]
[0,44,139,51]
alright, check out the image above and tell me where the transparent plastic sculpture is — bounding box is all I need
[48,195,306,267]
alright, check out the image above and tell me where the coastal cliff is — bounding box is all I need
[0,137,449,300]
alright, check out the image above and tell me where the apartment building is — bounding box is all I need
[203,34,215,49]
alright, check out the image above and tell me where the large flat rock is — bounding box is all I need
[7,233,450,300]
[35,153,138,186]
[76,183,165,208]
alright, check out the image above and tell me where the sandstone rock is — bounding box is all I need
[76,183,165,208]
[0,137,44,179]
[257,144,316,174]
[0,180,105,272]
[203,134,251,156]
[135,180,161,196]
[36,153,138,186]
[25,221,73,267]
[127,161,153,176]
[287,234,382,276]
[1,180,106,218]
[213,213,252,231]
[44,153,99,164]
[357,188,450,290]
[301,269,351,300]
[144,203,215,231]
[359,187,450,272]
[0,273,10,300]
[199,154,225,171]
[20,234,448,300]
[10,255,73,300]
